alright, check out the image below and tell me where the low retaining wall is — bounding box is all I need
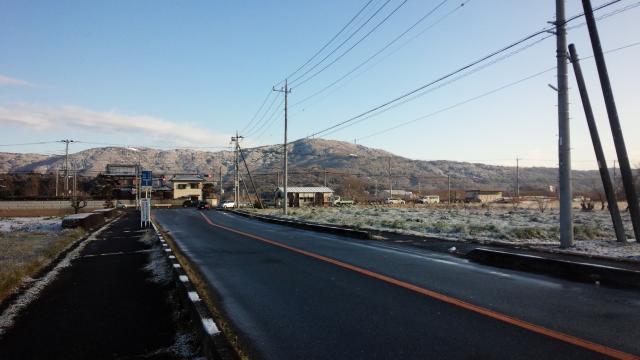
[467,248,640,289]
[232,210,371,240]
[62,213,105,230]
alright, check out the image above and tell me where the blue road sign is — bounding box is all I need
[141,170,152,187]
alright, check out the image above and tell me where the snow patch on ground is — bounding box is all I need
[144,234,173,285]
[253,206,640,260]
[0,217,62,233]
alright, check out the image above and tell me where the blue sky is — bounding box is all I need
[0,0,639,169]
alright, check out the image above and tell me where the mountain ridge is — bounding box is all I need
[0,138,601,193]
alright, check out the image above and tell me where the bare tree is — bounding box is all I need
[536,198,549,213]
[71,197,87,214]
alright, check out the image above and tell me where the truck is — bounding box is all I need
[330,196,355,206]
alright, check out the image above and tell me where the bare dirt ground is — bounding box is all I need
[251,204,640,261]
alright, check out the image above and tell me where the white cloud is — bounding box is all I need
[0,74,35,87]
[0,103,232,146]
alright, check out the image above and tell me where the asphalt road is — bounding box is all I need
[0,212,198,359]
[154,209,640,360]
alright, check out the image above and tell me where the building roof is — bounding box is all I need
[381,189,413,195]
[466,190,503,193]
[170,174,204,182]
[276,186,334,193]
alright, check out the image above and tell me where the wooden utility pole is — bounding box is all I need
[582,0,640,241]
[273,79,292,214]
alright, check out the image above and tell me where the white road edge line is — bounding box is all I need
[188,291,201,302]
[179,275,189,283]
[201,318,220,335]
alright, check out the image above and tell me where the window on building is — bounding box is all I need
[189,183,200,189]
[177,184,187,190]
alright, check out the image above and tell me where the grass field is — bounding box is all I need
[0,226,84,302]
[250,205,640,260]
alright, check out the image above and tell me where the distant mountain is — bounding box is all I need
[0,138,602,193]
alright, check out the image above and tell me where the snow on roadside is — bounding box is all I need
[0,217,62,233]
[251,206,640,261]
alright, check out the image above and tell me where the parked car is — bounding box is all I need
[221,201,235,209]
[416,195,440,204]
[197,201,210,210]
[330,196,355,206]
[384,198,405,205]
[182,199,198,208]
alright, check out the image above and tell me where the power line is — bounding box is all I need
[302,0,629,139]
[288,0,394,86]
[355,38,640,142]
[244,92,281,137]
[291,0,410,88]
[277,0,376,85]
[240,90,275,135]
[320,35,552,138]
[292,0,464,109]
[249,97,285,141]
[0,141,59,147]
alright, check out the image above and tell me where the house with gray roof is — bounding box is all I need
[275,186,334,207]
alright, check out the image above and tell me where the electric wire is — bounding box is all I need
[302,0,629,139]
[240,90,275,135]
[287,0,394,86]
[355,39,640,142]
[291,0,455,109]
[244,92,281,137]
[291,0,410,88]
[276,0,376,86]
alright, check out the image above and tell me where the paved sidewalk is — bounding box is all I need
[0,211,201,359]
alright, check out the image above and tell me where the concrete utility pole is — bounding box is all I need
[238,144,264,209]
[568,43,626,243]
[581,0,640,242]
[59,139,75,198]
[556,0,573,248]
[516,157,520,200]
[273,79,292,215]
[231,132,243,208]
[448,175,451,205]
[219,166,223,203]
[388,157,392,198]
[613,160,617,190]
[55,168,59,197]
[324,169,327,187]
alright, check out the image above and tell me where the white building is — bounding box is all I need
[170,174,204,200]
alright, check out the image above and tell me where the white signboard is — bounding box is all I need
[140,198,151,227]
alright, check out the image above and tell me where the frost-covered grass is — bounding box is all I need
[250,205,640,260]
[0,217,62,233]
[0,217,84,302]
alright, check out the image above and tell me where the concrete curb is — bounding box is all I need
[466,248,640,288]
[231,210,371,240]
[150,221,234,360]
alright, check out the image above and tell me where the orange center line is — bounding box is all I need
[199,212,637,360]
